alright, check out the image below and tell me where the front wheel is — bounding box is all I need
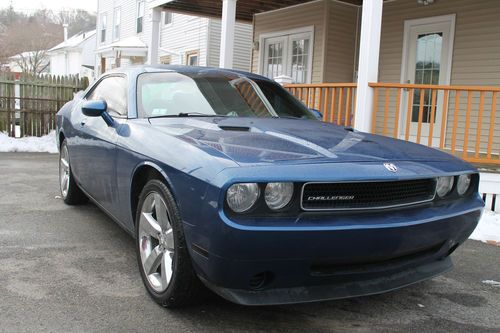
[136,179,204,307]
[59,139,87,205]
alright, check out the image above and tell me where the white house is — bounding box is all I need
[47,29,97,79]
[95,0,253,74]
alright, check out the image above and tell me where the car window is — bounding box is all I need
[87,76,128,117]
[137,72,316,120]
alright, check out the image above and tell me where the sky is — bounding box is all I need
[0,0,97,13]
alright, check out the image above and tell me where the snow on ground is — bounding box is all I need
[470,210,500,245]
[0,131,58,154]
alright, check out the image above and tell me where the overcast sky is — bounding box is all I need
[0,0,97,13]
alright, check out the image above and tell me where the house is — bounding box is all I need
[7,51,50,75]
[140,0,499,170]
[47,29,97,79]
[94,0,253,74]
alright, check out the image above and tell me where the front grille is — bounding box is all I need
[301,179,436,211]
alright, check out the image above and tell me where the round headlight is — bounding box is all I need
[264,182,294,210]
[226,183,260,213]
[436,176,454,198]
[457,174,471,196]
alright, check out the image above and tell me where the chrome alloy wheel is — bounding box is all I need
[59,144,70,198]
[139,192,175,293]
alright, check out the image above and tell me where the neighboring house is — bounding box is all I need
[7,51,50,75]
[47,30,97,79]
[95,0,253,74]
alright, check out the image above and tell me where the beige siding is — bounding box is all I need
[207,20,253,71]
[375,0,500,155]
[324,1,359,83]
[252,0,327,83]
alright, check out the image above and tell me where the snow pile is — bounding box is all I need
[470,210,500,245]
[0,131,58,154]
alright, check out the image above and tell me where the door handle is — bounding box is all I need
[80,118,87,126]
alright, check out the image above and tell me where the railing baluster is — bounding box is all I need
[372,87,378,134]
[299,87,303,102]
[475,91,485,158]
[330,88,336,123]
[439,90,449,149]
[416,88,425,144]
[487,92,497,159]
[318,87,323,114]
[310,87,316,109]
[323,88,329,122]
[405,88,413,141]
[393,88,401,138]
[428,89,437,146]
[462,91,473,158]
[337,87,343,125]
[382,88,389,135]
[451,91,461,154]
[344,87,351,126]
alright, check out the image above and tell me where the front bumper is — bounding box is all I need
[184,192,483,305]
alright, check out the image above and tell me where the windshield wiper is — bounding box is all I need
[149,112,227,119]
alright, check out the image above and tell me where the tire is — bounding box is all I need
[135,179,204,307]
[59,139,87,205]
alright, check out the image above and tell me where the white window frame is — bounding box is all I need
[186,51,199,66]
[113,7,121,41]
[163,11,173,26]
[137,1,145,34]
[100,13,107,43]
[258,26,314,84]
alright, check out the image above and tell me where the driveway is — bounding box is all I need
[0,153,499,332]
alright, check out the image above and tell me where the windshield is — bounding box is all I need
[137,71,316,120]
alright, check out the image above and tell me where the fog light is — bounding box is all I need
[457,174,471,196]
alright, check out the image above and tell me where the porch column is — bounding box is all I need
[219,0,237,68]
[354,0,383,132]
[147,6,162,65]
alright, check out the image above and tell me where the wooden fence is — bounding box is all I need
[0,72,89,137]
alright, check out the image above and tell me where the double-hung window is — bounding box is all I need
[100,13,107,43]
[113,8,121,40]
[137,1,145,33]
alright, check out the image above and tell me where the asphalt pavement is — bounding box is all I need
[0,152,499,333]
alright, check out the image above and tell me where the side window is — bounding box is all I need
[87,76,128,117]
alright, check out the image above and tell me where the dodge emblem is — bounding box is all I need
[383,163,398,172]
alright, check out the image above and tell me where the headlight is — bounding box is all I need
[226,183,260,213]
[436,176,454,198]
[265,182,294,210]
[457,174,471,196]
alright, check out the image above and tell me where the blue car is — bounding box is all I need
[56,65,483,307]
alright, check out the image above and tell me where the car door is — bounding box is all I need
[75,75,128,213]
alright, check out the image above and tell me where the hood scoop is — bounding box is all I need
[218,125,250,132]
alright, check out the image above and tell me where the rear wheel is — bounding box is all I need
[59,140,87,205]
[136,179,204,307]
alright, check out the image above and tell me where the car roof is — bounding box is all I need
[105,65,272,82]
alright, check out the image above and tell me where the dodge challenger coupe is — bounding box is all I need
[56,65,483,307]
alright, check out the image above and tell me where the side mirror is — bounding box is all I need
[82,100,114,126]
[82,100,107,117]
[309,108,323,120]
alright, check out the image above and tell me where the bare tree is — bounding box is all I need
[2,16,62,75]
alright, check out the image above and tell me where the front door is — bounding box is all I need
[402,15,455,145]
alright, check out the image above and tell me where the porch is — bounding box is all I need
[283,82,500,167]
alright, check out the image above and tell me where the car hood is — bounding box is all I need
[148,117,456,166]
